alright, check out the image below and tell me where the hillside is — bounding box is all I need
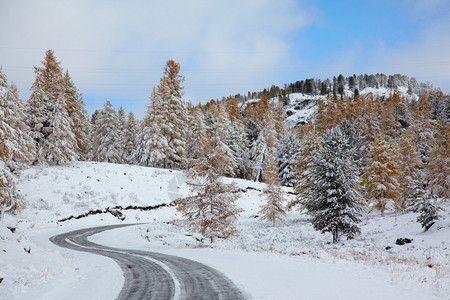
[1,162,449,299]
[235,73,443,127]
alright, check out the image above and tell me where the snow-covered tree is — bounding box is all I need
[276,131,301,187]
[26,49,65,163]
[290,123,320,210]
[62,70,89,159]
[250,109,278,182]
[398,129,423,209]
[132,88,168,166]
[90,100,122,163]
[211,102,236,176]
[177,134,242,243]
[44,94,78,164]
[361,134,401,215]
[416,194,442,231]
[0,70,35,171]
[122,112,138,164]
[186,107,208,160]
[258,152,286,225]
[158,60,188,167]
[426,118,449,200]
[410,95,435,161]
[227,97,248,178]
[304,126,362,243]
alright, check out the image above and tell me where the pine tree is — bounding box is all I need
[416,194,442,231]
[426,118,449,200]
[158,60,188,167]
[132,88,168,166]
[305,127,362,243]
[117,106,127,163]
[90,100,122,163]
[227,97,248,178]
[211,102,236,176]
[0,70,35,171]
[398,129,423,209]
[258,153,286,225]
[276,131,301,187]
[44,94,78,164]
[362,134,401,215]
[410,94,435,161]
[177,134,242,243]
[186,107,208,160]
[122,112,138,164]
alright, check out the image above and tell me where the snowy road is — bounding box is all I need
[50,224,244,300]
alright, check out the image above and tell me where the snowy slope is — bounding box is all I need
[253,85,423,128]
[1,162,449,299]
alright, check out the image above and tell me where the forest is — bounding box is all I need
[1,50,449,242]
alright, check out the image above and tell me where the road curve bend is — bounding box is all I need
[50,224,245,300]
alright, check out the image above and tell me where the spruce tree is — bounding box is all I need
[398,129,423,209]
[186,107,208,160]
[0,69,35,171]
[44,94,78,164]
[90,100,122,163]
[159,60,188,167]
[211,102,236,176]
[426,118,449,200]
[132,88,168,166]
[122,112,138,164]
[305,127,362,243]
[276,131,301,187]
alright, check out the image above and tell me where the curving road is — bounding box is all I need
[50,224,245,300]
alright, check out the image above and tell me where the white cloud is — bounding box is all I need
[0,0,315,115]
[367,16,450,93]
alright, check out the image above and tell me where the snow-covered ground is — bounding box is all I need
[1,162,449,299]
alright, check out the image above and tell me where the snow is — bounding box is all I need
[1,162,449,299]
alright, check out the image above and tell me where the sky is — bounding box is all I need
[1,0,449,118]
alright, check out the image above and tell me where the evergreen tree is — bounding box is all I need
[305,127,362,243]
[90,100,122,163]
[362,134,401,215]
[250,110,277,182]
[132,88,169,167]
[0,70,35,171]
[211,102,236,176]
[117,106,127,162]
[122,112,138,164]
[410,95,435,161]
[398,129,423,209]
[44,94,78,164]
[276,131,301,187]
[158,60,188,167]
[426,118,449,200]
[186,107,208,160]
[177,134,242,243]
[258,152,286,225]
[416,194,442,231]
